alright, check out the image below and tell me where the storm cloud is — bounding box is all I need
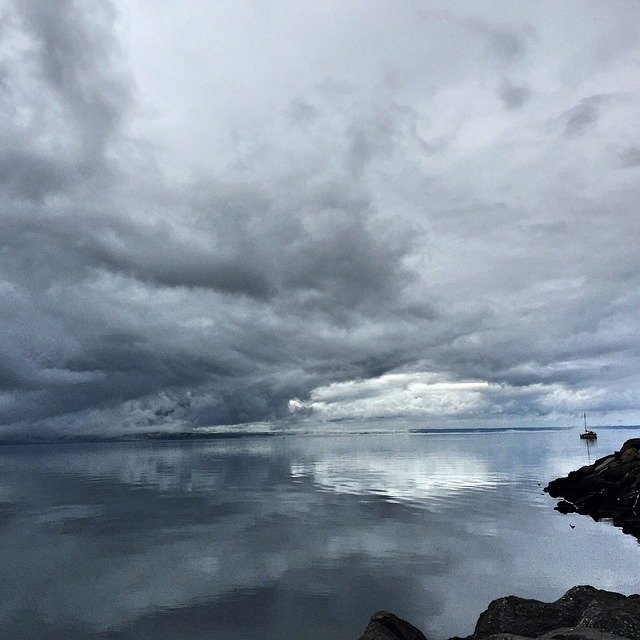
[1,0,640,437]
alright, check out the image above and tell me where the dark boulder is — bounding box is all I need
[357,611,428,640]
[578,595,640,640]
[470,586,639,640]
[481,630,630,640]
[356,587,640,640]
[556,500,578,514]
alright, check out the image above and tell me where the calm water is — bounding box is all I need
[1,428,639,640]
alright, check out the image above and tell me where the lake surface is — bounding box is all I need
[1,427,639,640]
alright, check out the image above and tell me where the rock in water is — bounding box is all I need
[545,438,640,539]
[556,500,578,514]
[357,611,429,640]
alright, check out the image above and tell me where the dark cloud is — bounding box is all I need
[562,95,606,137]
[0,150,69,201]
[488,27,529,62]
[498,79,530,110]
[286,98,319,124]
[618,146,640,167]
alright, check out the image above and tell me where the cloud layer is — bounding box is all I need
[1,0,640,436]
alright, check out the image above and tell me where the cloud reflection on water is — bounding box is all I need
[291,453,502,504]
[0,430,638,640]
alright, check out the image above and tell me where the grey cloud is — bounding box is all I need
[0,175,419,432]
[315,76,355,97]
[348,128,376,178]
[618,146,640,167]
[0,177,412,305]
[0,151,69,201]
[286,99,319,124]
[1,1,640,435]
[498,79,530,110]
[15,0,130,163]
[488,27,529,62]
[562,95,606,137]
[424,10,533,64]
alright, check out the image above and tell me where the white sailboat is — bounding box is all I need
[579,412,597,440]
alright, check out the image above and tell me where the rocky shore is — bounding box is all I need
[544,438,640,539]
[357,440,640,640]
[358,586,640,640]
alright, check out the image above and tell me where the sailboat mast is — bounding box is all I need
[584,412,587,432]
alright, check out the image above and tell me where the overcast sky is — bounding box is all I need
[1,0,640,437]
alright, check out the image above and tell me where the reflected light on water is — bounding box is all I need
[291,454,502,504]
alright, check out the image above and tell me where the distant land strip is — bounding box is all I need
[1,424,637,447]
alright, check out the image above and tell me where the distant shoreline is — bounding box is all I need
[1,424,637,448]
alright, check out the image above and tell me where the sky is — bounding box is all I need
[1,0,640,437]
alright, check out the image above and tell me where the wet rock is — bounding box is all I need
[357,587,640,640]
[357,611,428,640]
[578,595,640,640]
[469,586,639,640]
[481,630,629,640]
[594,457,615,472]
[545,439,640,539]
[620,449,637,464]
[556,500,577,514]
